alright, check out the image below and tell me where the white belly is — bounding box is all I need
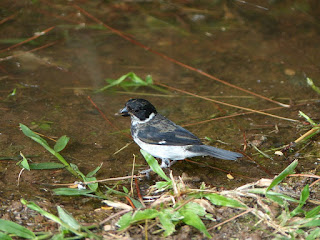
[134,137,200,160]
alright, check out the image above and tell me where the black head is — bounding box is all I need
[120,99,157,121]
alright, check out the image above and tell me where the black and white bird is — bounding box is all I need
[120,99,242,173]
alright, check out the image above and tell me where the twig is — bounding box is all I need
[0,41,59,62]
[0,26,55,54]
[130,154,136,196]
[87,96,131,138]
[208,208,252,231]
[155,82,298,122]
[135,177,146,208]
[0,12,18,25]
[99,209,131,225]
[73,4,289,108]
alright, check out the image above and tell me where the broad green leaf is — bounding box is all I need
[54,135,70,152]
[306,206,320,218]
[53,188,95,196]
[267,160,298,191]
[131,209,159,222]
[128,197,144,209]
[19,124,50,149]
[57,206,81,230]
[29,162,65,170]
[0,219,35,239]
[205,193,246,208]
[84,176,98,191]
[179,203,211,238]
[117,211,133,230]
[158,211,176,237]
[140,149,171,182]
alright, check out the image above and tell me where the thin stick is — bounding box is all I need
[0,26,55,54]
[208,208,252,231]
[87,96,131,138]
[99,209,130,225]
[155,82,298,122]
[0,41,59,62]
[0,12,18,25]
[73,4,289,108]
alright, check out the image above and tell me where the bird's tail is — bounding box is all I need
[188,145,243,160]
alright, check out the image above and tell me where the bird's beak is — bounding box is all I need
[120,106,130,117]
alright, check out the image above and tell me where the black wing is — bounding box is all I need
[135,114,202,146]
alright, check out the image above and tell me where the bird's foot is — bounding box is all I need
[139,168,152,179]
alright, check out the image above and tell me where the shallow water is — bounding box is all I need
[1,0,319,219]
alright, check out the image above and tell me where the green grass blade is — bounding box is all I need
[267,160,298,191]
[140,149,171,182]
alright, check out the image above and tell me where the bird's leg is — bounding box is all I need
[160,158,171,168]
[169,160,177,167]
[139,168,152,179]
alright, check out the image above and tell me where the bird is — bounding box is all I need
[120,98,243,174]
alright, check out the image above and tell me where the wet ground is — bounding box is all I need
[1,0,320,238]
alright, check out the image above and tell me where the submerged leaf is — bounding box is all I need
[54,135,70,152]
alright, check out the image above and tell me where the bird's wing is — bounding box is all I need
[136,114,203,146]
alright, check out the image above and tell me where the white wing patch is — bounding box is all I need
[158,140,167,144]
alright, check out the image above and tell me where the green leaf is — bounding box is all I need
[158,211,176,237]
[290,184,309,217]
[140,149,171,182]
[29,162,65,170]
[205,193,246,208]
[84,176,98,191]
[301,220,320,228]
[57,206,81,230]
[178,203,211,238]
[267,160,298,191]
[132,209,159,222]
[117,209,159,231]
[54,135,70,152]
[117,211,133,230]
[18,152,30,171]
[53,188,95,196]
[86,164,102,177]
[306,227,320,240]
[154,181,172,191]
[306,206,320,218]
[123,186,129,194]
[19,123,50,149]
[0,232,12,240]
[0,219,35,239]
[265,191,299,206]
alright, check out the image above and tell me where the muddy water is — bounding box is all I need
[1,0,319,222]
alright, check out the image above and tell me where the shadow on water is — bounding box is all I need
[0,0,320,237]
